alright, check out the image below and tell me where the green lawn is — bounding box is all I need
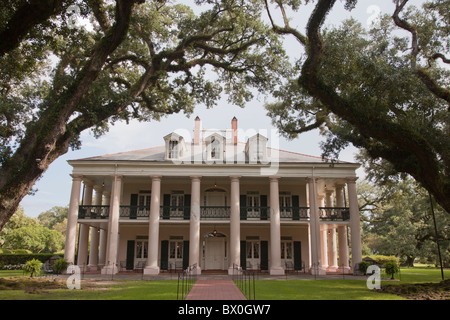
[0,267,447,300]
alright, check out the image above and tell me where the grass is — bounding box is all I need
[0,267,448,300]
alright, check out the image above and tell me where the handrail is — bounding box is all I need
[232,263,256,300]
[177,263,197,300]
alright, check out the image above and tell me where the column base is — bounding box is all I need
[101,264,118,275]
[143,266,160,275]
[327,266,339,272]
[270,267,285,276]
[310,267,327,275]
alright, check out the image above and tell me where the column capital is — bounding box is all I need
[83,179,95,187]
[190,175,202,181]
[305,176,320,183]
[70,174,83,181]
[94,185,104,192]
[229,175,241,181]
[346,176,358,184]
[150,175,162,181]
[269,175,280,182]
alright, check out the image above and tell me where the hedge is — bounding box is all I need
[363,255,400,266]
[0,254,56,266]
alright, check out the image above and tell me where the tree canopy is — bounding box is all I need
[0,0,288,230]
[265,0,449,215]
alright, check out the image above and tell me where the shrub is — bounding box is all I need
[23,259,43,278]
[358,261,371,275]
[365,255,399,266]
[53,258,68,274]
[385,261,400,279]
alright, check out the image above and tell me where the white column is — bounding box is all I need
[321,227,329,269]
[228,176,241,274]
[189,176,202,274]
[144,176,162,275]
[77,181,93,268]
[336,184,350,272]
[307,177,326,275]
[269,176,284,275]
[98,191,110,268]
[88,186,103,269]
[102,175,122,275]
[319,195,328,270]
[328,227,338,271]
[325,190,338,271]
[347,177,362,272]
[64,174,82,265]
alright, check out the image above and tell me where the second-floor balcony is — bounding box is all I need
[78,205,350,222]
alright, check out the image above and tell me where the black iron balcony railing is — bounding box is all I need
[161,206,190,220]
[78,205,350,221]
[78,205,109,219]
[319,207,350,221]
[120,205,150,219]
[281,207,310,220]
[200,206,231,219]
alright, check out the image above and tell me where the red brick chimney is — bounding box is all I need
[231,117,237,145]
[194,116,201,144]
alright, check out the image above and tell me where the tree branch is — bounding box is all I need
[0,0,65,56]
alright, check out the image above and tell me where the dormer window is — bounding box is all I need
[164,132,185,160]
[210,137,220,159]
[245,133,268,163]
[168,140,179,159]
[205,133,225,162]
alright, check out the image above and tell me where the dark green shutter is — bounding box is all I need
[294,241,302,270]
[260,241,268,270]
[160,240,169,270]
[183,240,189,269]
[130,194,138,219]
[163,194,170,219]
[126,240,135,270]
[184,194,191,220]
[240,195,247,220]
[240,241,247,270]
[292,195,300,220]
[260,195,268,220]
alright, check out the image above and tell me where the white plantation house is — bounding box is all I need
[64,117,362,275]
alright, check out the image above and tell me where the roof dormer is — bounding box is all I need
[205,132,225,162]
[164,132,186,160]
[245,133,268,163]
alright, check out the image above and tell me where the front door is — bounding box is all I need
[205,237,225,270]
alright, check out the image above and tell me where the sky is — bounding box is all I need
[19,0,427,218]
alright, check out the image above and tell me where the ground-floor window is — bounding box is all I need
[246,237,260,270]
[135,240,148,260]
[169,238,184,270]
[281,237,294,268]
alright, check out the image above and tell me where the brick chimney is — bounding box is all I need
[194,116,201,144]
[231,116,237,145]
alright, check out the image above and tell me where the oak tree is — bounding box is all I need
[265,0,450,214]
[0,0,287,230]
